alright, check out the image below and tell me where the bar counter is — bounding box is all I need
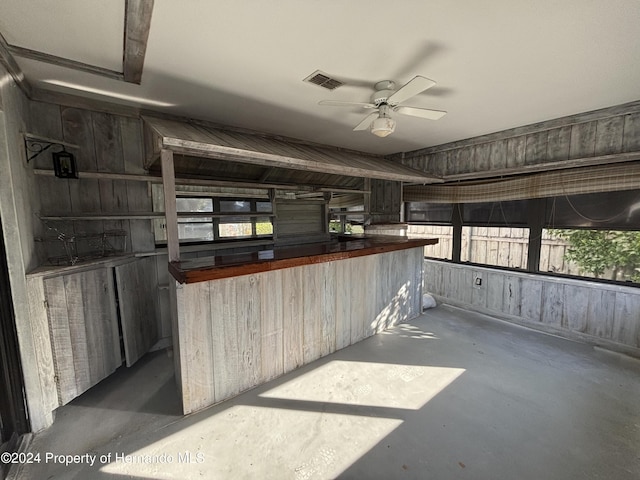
[169,235,438,284]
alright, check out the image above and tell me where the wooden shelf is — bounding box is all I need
[39,211,275,221]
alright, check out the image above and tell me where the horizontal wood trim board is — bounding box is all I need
[32,169,369,194]
[8,44,123,81]
[441,151,640,182]
[39,211,275,220]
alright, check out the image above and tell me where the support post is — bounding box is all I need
[452,204,463,263]
[161,149,179,262]
[527,198,545,272]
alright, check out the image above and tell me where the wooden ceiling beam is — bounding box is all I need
[123,0,154,84]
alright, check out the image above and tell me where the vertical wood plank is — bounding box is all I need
[236,274,262,391]
[302,265,322,363]
[474,143,491,172]
[560,285,589,333]
[120,116,154,252]
[586,289,616,339]
[43,276,77,405]
[335,259,352,349]
[116,257,160,367]
[612,292,640,347]
[546,126,571,162]
[502,275,521,317]
[541,282,564,327]
[622,112,640,152]
[447,148,464,175]
[594,116,624,156]
[178,282,214,413]
[211,277,240,402]
[282,267,304,373]
[25,276,58,418]
[62,273,91,394]
[349,257,366,344]
[569,121,596,159]
[489,139,508,170]
[321,263,337,356]
[486,272,504,312]
[520,278,542,322]
[506,136,526,168]
[261,270,284,381]
[61,107,103,242]
[525,131,548,165]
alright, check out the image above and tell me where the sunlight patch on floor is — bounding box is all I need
[260,361,465,410]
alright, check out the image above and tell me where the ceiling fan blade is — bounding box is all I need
[319,100,376,109]
[386,75,436,105]
[395,105,447,120]
[353,112,379,131]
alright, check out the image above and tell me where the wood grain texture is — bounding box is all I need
[425,260,640,355]
[235,274,262,392]
[211,277,239,401]
[115,257,160,367]
[143,116,442,183]
[173,247,424,414]
[282,266,304,373]
[261,269,284,381]
[43,268,121,406]
[123,0,154,84]
[176,281,214,414]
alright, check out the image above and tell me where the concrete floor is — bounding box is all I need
[11,305,640,480]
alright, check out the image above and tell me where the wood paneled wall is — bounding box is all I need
[174,247,424,415]
[424,260,640,357]
[370,179,402,223]
[28,101,155,258]
[392,101,640,179]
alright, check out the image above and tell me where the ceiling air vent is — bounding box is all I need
[303,70,344,90]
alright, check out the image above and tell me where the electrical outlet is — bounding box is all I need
[473,271,483,289]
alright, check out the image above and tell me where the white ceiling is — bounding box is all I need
[1,0,640,155]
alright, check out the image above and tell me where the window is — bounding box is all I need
[176,197,214,241]
[153,189,273,244]
[541,229,640,283]
[461,226,529,268]
[407,225,453,260]
[329,207,365,235]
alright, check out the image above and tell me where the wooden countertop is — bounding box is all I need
[169,236,438,284]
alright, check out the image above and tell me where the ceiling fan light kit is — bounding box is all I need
[370,106,396,137]
[318,75,447,138]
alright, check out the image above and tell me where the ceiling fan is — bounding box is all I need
[319,75,446,137]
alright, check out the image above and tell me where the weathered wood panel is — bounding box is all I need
[236,274,262,392]
[400,102,640,178]
[175,247,424,414]
[260,269,284,382]
[210,277,239,401]
[282,266,304,373]
[43,267,121,406]
[424,260,640,355]
[115,257,160,367]
[176,280,214,413]
[335,259,352,350]
[42,276,77,405]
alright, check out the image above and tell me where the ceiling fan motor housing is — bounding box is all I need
[371,80,397,106]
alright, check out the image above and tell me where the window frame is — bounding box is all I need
[154,194,274,246]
